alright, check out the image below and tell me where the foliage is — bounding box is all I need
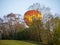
[53,17,60,45]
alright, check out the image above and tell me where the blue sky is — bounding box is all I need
[0,0,60,18]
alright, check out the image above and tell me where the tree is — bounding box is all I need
[1,13,25,39]
[0,18,3,39]
[28,3,53,44]
[4,13,25,32]
[53,17,60,45]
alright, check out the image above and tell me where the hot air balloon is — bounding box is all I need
[24,10,43,26]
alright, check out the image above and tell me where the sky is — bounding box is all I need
[0,0,60,18]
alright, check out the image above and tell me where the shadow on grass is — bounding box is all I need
[18,40,47,45]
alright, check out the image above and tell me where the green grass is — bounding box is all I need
[0,40,45,45]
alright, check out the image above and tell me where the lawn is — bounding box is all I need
[0,40,45,45]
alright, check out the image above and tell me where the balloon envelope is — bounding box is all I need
[24,10,42,26]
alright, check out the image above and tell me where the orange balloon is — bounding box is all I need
[24,10,42,26]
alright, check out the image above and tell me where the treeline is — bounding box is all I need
[0,13,60,45]
[0,12,60,45]
[0,13,25,39]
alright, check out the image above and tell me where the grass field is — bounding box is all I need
[0,40,45,45]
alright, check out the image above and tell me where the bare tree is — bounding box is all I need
[28,3,53,44]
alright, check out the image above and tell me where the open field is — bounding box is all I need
[0,40,46,45]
